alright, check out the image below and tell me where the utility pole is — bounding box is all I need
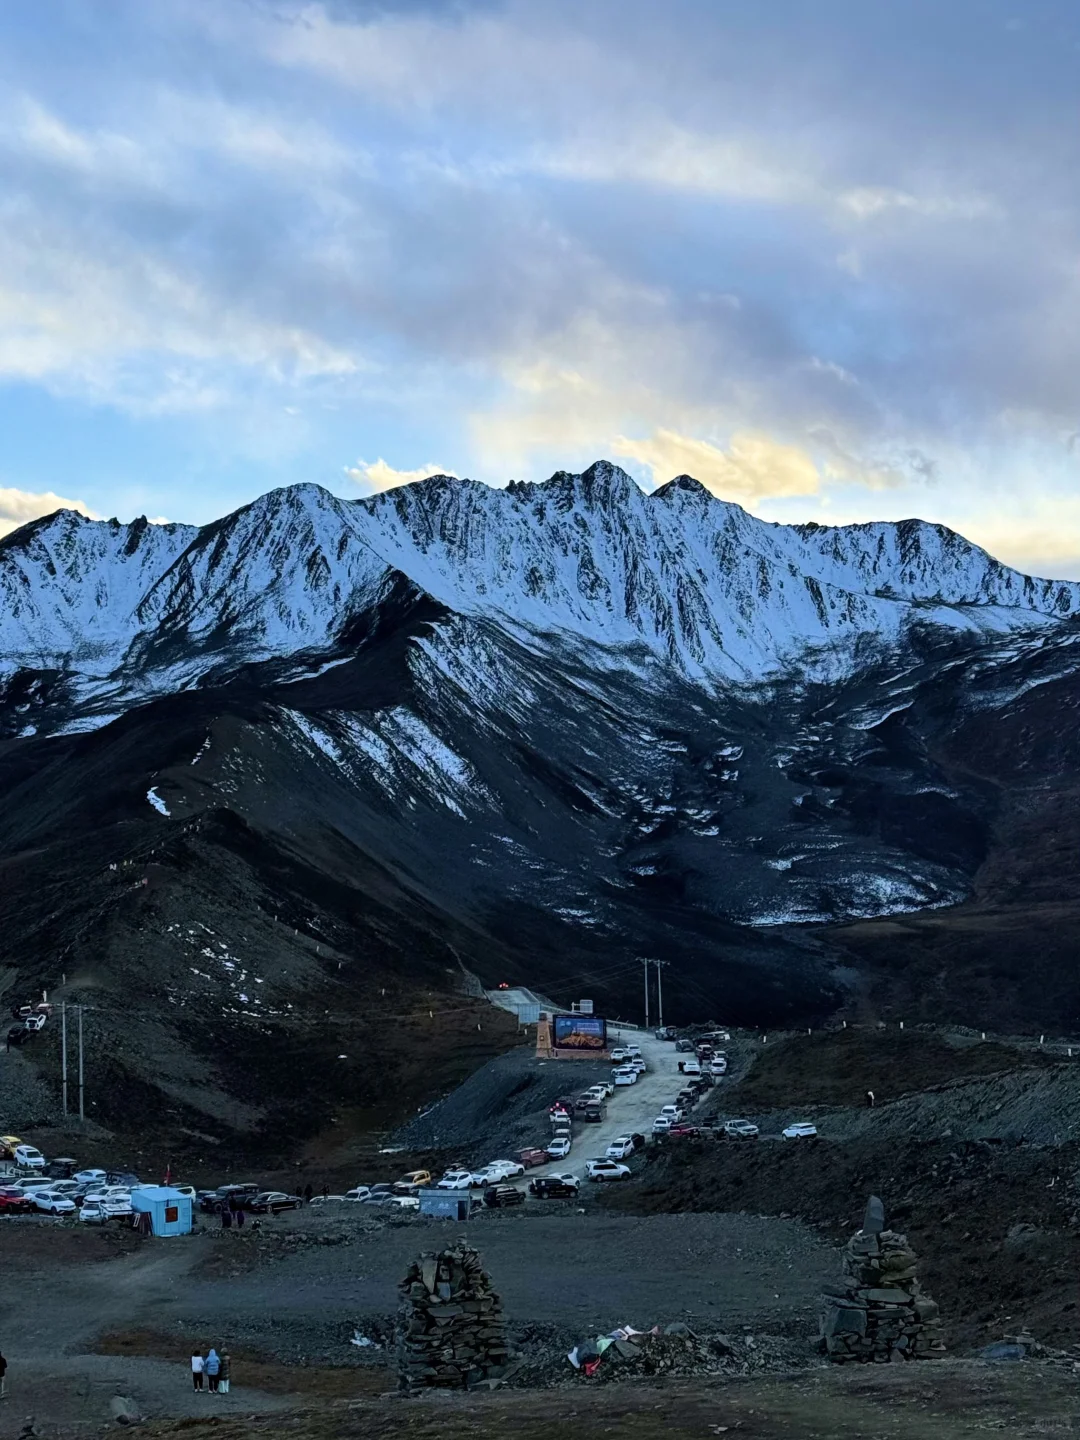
[640,958,651,1031]
[61,1002,68,1116]
[78,1005,85,1122]
[655,961,670,1030]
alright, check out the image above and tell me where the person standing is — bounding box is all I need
[190,1351,204,1391]
[219,1352,231,1395]
[0,1348,7,1399]
[236,1208,245,1230]
[303,1183,313,1203]
[205,1348,220,1393]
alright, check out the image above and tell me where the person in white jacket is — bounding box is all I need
[190,1351,204,1391]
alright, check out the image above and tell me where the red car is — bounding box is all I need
[516,1149,549,1169]
[0,1187,34,1214]
[668,1124,702,1138]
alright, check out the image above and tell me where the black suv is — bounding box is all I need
[529,1177,578,1199]
[483,1184,525,1208]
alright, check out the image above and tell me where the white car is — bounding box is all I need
[79,1200,107,1223]
[344,1186,371,1202]
[609,1048,629,1062]
[587,1082,615,1099]
[22,1013,47,1032]
[679,1060,702,1076]
[585,1159,631,1182]
[547,1172,580,1191]
[660,1105,685,1122]
[85,1188,132,1216]
[9,1177,53,1193]
[782,1122,818,1140]
[628,1058,647,1074]
[33,1190,77,1215]
[652,1116,673,1133]
[386,1194,420,1211]
[437,1171,475,1191]
[723,1120,760,1139]
[74,1169,107,1186]
[606,1137,635,1159]
[625,1044,641,1057]
[14,1145,45,1169]
[546,1136,572,1160]
[708,1058,728,1076]
[612,1069,638,1086]
[480,1160,525,1180]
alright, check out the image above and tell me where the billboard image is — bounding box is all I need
[552,1014,607,1051]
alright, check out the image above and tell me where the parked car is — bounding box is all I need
[529,1176,579,1199]
[483,1184,525,1208]
[516,1149,549,1169]
[22,1013,47,1032]
[106,1171,143,1188]
[675,1039,695,1053]
[708,1058,728,1076]
[589,1081,615,1098]
[44,1158,77,1179]
[33,1190,77,1215]
[609,1048,629,1062]
[8,1177,53,1193]
[394,1170,432,1193]
[481,1160,525,1179]
[629,1133,646,1151]
[14,1144,46,1169]
[344,1186,372,1202]
[677,1059,701,1076]
[660,1104,685,1121]
[668,1124,702,1138]
[249,1191,303,1214]
[78,1200,107,1224]
[723,1120,760,1139]
[0,1136,23,1159]
[580,1102,605,1122]
[781,1123,818,1140]
[605,1136,635,1159]
[199,1184,259,1213]
[546,1136,572,1160]
[585,1159,631,1182]
[652,1116,673,1134]
[655,1026,677,1041]
[0,1187,33,1213]
[625,1043,641,1057]
[437,1170,476,1191]
[628,1058,647,1074]
[612,1068,638,1086]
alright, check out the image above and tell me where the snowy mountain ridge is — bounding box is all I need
[0,461,1076,703]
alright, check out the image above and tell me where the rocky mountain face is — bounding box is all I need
[3,462,1080,1152]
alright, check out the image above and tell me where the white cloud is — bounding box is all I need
[0,485,98,538]
[344,458,456,493]
[613,429,821,502]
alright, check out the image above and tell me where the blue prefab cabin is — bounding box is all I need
[130,1185,193,1236]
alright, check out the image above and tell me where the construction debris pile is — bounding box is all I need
[820,1196,946,1364]
[397,1242,513,1390]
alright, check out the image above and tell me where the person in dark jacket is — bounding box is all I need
[0,1349,7,1399]
[303,1183,313,1203]
[219,1352,231,1394]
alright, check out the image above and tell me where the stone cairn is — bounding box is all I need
[820,1196,946,1364]
[397,1242,512,1390]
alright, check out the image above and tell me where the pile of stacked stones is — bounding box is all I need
[820,1196,946,1363]
[397,1242,512,1390]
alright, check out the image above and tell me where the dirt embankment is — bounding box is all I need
[725,1029,1054,1111]
[602,1133,1080,1350]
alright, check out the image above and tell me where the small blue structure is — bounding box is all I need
[130,1185,193,1236]
[418,1189,472,1220]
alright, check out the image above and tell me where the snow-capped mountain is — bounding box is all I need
[0,462,1076,713]
[3,461,1080,1143]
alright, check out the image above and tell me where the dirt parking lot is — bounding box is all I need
[0,1203,834,1434]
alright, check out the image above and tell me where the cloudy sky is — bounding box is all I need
[2,0,1080,576]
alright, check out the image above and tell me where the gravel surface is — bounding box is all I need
[0,1045,62,1126]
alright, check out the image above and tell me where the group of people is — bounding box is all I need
[190,1348,231,1394]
